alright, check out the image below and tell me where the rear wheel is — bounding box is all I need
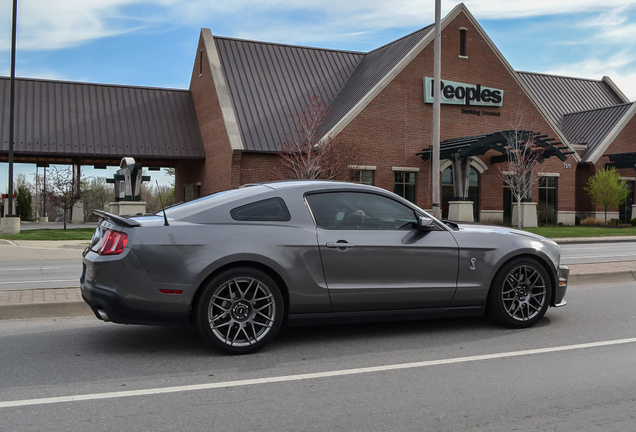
[195,267,284,354]
[487,258,552,328]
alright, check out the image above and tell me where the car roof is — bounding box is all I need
[248,180,375,192]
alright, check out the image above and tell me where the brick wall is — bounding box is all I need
[184,33,236,200]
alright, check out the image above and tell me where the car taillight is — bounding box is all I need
[98,230,128,255]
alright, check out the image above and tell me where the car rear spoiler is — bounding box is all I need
[92,210,142,227]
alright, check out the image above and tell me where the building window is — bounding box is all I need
[459,28,467,57]
[184,184,194,202]
[350,169,374,185]
[538,176,557,225]
[394,171,416,203]
[619,180,634,223]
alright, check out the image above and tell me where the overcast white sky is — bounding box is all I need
[1,0,635,192]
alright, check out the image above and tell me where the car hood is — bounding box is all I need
[448,222,559,247]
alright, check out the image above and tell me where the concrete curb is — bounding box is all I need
[2,269,634,321]
[568,270,636,285]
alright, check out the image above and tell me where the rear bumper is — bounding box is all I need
[553,264,569,307]
[81,281,189,326]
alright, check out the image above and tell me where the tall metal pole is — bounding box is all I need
[7,0,18,217]
[431,0,441,218]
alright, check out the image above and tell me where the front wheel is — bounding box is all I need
[487,258,552,329]
[195,267,284,355]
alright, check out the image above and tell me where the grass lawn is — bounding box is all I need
[524,225,636,238]
[1,225,635,241]
[0,228,95,241]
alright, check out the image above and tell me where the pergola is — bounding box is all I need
[418,130,574,200]
[605,152,636,170]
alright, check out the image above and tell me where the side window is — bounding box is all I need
[306,192,417,230]
[231,198,290,221]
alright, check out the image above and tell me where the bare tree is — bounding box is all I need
[278,95,355,180]
[81,177,111,221]
[500,130,544,229]
[45,166,82,229]
[141,181,175,213]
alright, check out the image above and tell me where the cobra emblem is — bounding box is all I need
[470,258,477,271]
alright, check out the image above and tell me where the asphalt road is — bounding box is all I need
[559,240,636,265]
[1,280,635,431]
[1,240,635,291]
[0,259,81,290]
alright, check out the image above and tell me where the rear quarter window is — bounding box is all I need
[230,198,291,221]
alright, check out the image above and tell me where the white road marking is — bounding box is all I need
[2,337,636,409]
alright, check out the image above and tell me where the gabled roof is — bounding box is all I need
[207,3,634,162]
[518,72,635,163]
[562,103,634,159]
[212,26,435,153]
[517,72,626,128]
[0,77,204,164]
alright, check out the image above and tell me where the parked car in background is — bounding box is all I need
[81,180,568,354]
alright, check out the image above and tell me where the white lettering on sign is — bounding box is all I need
[423,77,504,107]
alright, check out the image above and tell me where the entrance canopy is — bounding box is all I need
[0,77,205,168]
[418,130,573,164]
[418,130,574,200]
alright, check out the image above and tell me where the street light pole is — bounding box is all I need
[432,0,441,218]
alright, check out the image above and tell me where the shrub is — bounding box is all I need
[580,217,605,226]
[609,218,622,226]
[631,218,636,227]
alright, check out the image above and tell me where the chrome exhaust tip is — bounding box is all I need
[97,309,111,322]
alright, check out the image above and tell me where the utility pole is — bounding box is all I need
[431,0,441,218]
[7,0,17,218]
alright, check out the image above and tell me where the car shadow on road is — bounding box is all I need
[77,314,558,359]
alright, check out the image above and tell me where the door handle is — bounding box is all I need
[326,241,355,249]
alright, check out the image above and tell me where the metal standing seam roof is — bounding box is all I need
[0,77,205,162]
[214,25,433,153]
[214,37,364,153]
[516,72,625,128]
[562,102,634,159]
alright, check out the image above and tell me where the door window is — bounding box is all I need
[306,192,418,230]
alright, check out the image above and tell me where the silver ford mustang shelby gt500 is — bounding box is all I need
[81,180,568,354]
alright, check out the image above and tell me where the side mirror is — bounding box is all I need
[417,215,435,233]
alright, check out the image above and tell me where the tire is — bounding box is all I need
[487,257,552,329]
[195,267,284,355]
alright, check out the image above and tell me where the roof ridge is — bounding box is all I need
[0,76,190,92]
[563,101,634,117]
[516,70,604,83]
[213,35,365,55]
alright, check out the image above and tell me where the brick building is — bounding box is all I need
[178,3,636,225]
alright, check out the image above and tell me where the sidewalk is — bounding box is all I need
[1,238,635,320]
